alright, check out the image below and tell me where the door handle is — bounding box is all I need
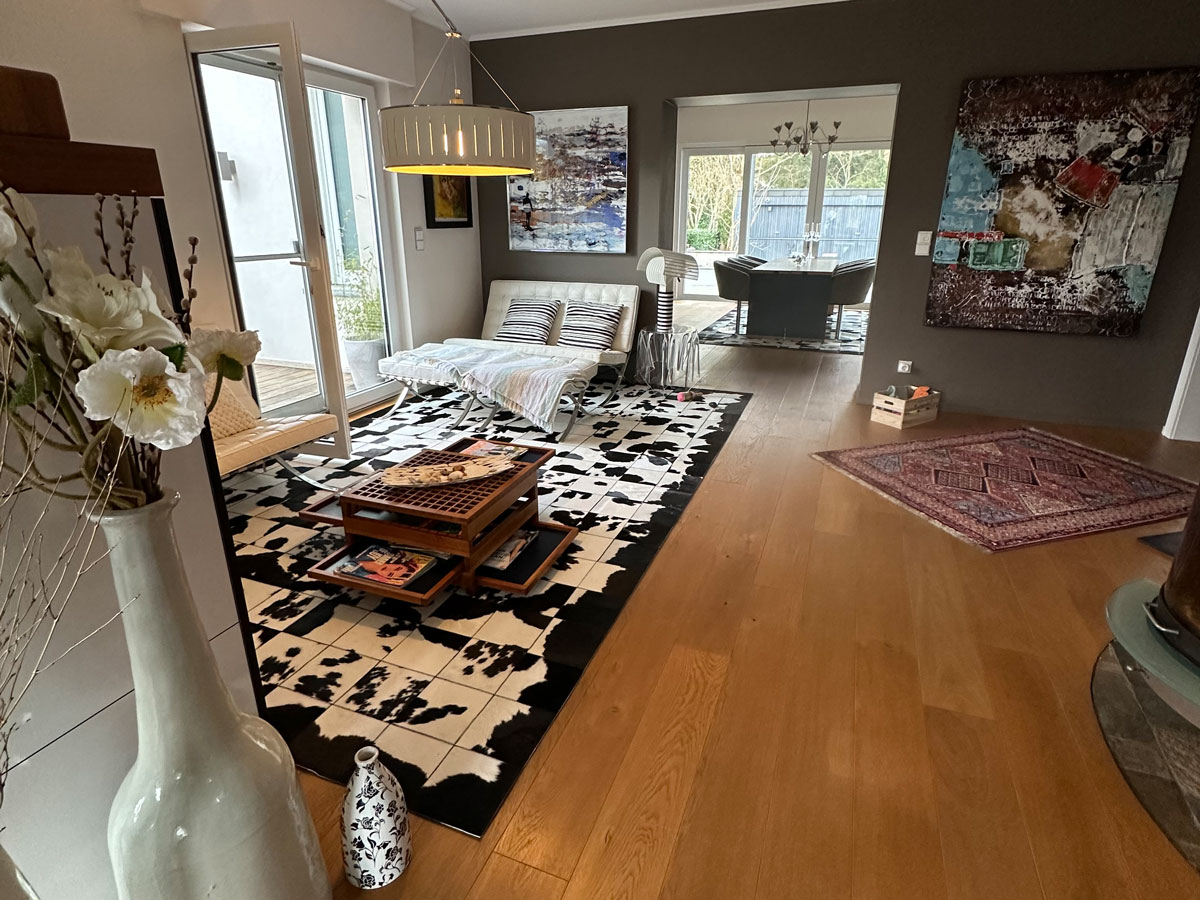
[289,259,313,268]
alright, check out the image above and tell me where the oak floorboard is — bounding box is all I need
[853,639,948,900]
[923,706,1044,900]
[754,531,859,900]
[903,523,995,719]
[494,500,732,877]
[559,645,729,900]
[980,645,1139,900]
[464,854,566,900]
[658,584,794,900]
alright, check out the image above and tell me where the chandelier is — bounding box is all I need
[770,100,841,155]
[379,0,535,176]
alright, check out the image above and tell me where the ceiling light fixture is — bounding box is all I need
[379,0,535,176]
[770,99,841,156]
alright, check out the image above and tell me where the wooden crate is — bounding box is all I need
[871,389,941,429]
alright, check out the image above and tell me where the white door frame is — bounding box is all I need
[304,64,404,413]
[186,23,352,458]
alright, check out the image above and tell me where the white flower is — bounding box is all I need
[0,206,18,258]
[0,190,47,339]
[75,348,206,450]
[0,189,38,262]
[189,328,261,376]
[38,247,183,351]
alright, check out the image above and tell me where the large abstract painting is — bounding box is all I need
[926,69,1199,335]
[508,106,628,253]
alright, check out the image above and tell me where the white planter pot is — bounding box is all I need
[0,842,39,899]
[342,338,387,391]
[99,492,331,900]
[341,746,411,889]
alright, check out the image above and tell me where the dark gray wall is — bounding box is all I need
[471,0,1200,430]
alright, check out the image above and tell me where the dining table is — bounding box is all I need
[745,255,840,339]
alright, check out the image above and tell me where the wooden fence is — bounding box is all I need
[739,188,886,262]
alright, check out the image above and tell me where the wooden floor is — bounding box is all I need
[300,331,1200,900]
[253,362,356,412]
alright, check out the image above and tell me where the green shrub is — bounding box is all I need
[335,254,385,342]
[687,228,721,251]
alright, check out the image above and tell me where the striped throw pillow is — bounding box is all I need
[557,301,623,351]
[494,298,560,344]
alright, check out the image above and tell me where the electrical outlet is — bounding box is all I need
[897,360,913,374]
[914,230,932,256]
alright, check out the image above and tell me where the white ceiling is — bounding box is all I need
[396,0,850,42]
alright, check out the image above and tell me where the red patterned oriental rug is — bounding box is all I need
[814,428,1196,552]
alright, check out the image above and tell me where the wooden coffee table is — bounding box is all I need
[299,438,578,605]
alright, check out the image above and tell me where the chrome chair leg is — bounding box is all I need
[453,393,477,427]
[557,390,585,442]
[274,454,336,492]
[835,304,844,340]
[384,382,412,416]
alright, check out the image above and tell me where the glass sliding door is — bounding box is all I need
[676,142,892,281]
[816,147,891,262]
[307,72,393,407]
[188,24,351,457]
[194,54,329,415]
[747,151,813,260]
[679,151,747,295]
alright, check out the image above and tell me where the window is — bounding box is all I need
[676,141,891,296]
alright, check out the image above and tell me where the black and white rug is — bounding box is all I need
[221,384,748,837]
[697,306,868,354]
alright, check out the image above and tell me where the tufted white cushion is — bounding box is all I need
[482,280,640,353]
[443,337,626,366]
[205,376,259,440]
[213,414,339,476]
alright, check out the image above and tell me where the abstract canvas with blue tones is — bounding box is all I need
[508,106,628,253]
[926,69,1199,335]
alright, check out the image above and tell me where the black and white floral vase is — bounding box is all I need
[342,746,412,889]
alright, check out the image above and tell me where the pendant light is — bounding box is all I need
[380,0,535,176]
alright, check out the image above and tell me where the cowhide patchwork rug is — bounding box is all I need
[696,306,868,354]
[222,384,748,836]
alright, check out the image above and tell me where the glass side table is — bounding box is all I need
[635,325,701,391]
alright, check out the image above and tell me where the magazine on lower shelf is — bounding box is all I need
[331,543,437,587]
[459,439,522,459]
[484,529,535,570]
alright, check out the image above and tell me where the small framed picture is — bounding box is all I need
[422,174,473,228]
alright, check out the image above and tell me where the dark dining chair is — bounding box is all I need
[829,259,876,338]
[713,255,766,334]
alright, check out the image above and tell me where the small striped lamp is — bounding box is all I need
[637,248,700,332]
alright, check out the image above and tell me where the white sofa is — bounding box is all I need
[378,279,640,438]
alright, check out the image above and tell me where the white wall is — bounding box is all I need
[676,92,899,147]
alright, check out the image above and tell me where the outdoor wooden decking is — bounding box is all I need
[253,363,356,412]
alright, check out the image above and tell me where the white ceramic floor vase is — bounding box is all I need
[0,842,39,899]
[342,746,412,889]
[99,492,331,900]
